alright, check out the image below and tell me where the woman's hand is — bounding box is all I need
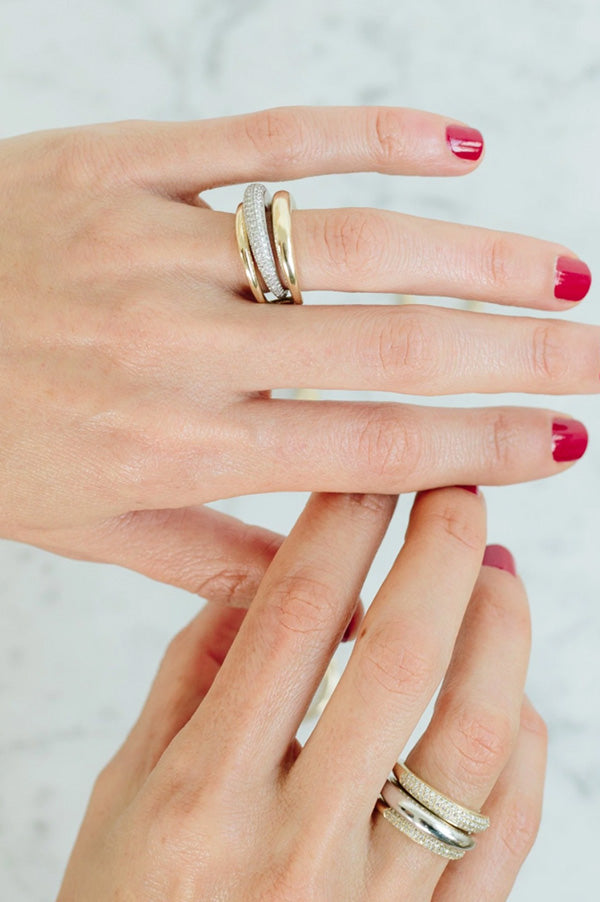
[0,106,593,599]
[58,488,545,901]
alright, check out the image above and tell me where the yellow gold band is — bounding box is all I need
[271,190,303,304]
[235,202,268,303]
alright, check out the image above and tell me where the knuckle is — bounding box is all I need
[361,310,438,385]
[531,322,571,383]
[498,798,542,860]
[320,209,386,277]
[320,490,396,521]
[444,701,515,781]
[264,573,339,641]
[486,410,518,471]
[193,566,260,607]
[368,107,411,169]
[421,501,485,554]
[241,107,308,169]
[357,622,436,701]
[481,235,511,291]
[354,406,422,481]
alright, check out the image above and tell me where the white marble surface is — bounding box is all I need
[1,0,599,899]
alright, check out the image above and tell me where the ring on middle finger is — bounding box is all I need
[237,183,303,304]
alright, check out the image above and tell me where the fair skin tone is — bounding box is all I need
[59,488,546,901]
[0,105,594,603]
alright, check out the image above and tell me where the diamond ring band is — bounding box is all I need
[377,761,490,860]
[235,183,303,304]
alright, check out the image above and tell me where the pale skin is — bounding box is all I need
[58,487,546,901]
[0,105,595,603]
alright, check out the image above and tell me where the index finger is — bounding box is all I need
[114,105,484,194]
[168,491,396,780]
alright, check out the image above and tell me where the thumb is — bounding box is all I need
[47,505,284,607]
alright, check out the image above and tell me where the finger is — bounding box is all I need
[90,602,247,814]
[372,544,531,888]
[203,206,590,310]
[294,487,487,819]
[433,698,547,902]
[47,506,284,607]
[166,493,397,780]
[108,106,485,194]
[191,401,588,504]
[232,305,600,394]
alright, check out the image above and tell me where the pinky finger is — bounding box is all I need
[433,697,548,902]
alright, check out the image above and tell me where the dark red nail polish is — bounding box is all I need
[446,124,484,161]
[554,256,592,302]
[343,605,363,642]
[552,417,588,462]
[457,485,479,494]
[483,544,517,575]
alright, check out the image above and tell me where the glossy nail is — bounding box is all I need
[554,256,592,302]
[457,485,479,494]
[552,417,588,462]
[483,544,517,575]
[446,124,484,161]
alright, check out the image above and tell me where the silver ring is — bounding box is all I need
[242,183,289,300]
[376,800,468,860]
[381,779,475,852]
[394,762,490,835]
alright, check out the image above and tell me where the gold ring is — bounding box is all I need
[235,202,268,303]
[271,190,303,304]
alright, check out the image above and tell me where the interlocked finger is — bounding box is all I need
[371,546,530,893]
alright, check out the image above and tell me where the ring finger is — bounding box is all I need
[370,544,530,895]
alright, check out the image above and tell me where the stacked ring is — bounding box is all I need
[377,762,490,860]
[235,183,303,304]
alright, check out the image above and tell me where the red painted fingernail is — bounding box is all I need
[483,544,517,575]
[446,124,484,161]
[343,604,363,642]
[457,485,479,494]
[552,417,588,462]
[554,256,592,302]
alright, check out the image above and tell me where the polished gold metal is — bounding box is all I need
[235,202,268,303]
[271,190,303,304]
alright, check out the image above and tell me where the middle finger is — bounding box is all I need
[197,204,592,310]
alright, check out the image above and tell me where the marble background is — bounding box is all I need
[1,0,599,898]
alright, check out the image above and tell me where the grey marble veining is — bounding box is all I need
[1,1,599,899]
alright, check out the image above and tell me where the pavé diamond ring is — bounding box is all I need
[393,762,490,834]
[376,762,489,860]
[235,183,303,304]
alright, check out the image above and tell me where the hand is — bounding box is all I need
[58,488,546,901]
[1,106,593,600]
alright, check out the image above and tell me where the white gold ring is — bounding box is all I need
[242,183,288,300]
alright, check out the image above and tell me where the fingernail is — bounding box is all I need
[552,417,588,462]
[446,124,484,161]
[343,604,363,642]
[457,485,479,494]
[554,256,592,302]
[483,544,517,575]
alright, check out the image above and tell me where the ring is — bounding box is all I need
[376,800,468,861]
[271,190,303,304]
[242,183,289,300]
[379,779,475,858]
[394,762,490,834]
[235,203,269,303]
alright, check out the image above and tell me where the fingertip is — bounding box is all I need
[482,544,517,576]
[445,123,485,166]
